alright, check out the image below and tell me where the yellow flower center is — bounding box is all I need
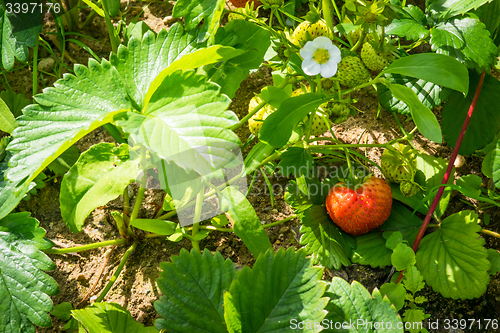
[313,48,330,65]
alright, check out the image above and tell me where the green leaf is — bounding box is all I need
[442,73,500,155]
[430,17,497,69]
[299,205,354,269]
[143,45,244,109]
[388,83,442,143]
[353,201,423,267]
[130,219,177,235]
[205,20,271,98]
[429,0,494,20]
[277,147,314,177]
[172,0,225,42]
[0,90,30,118]
[0,3,42,71]
[260,86,290,109]
[378,73,450,116]
[491,139,500,189]
[402,309,427,333]
[60,143,139,233]
[155,249,235,333]
[455,174,482,198]
[115,70,240,177]
[385,19,430,41]
[0,154,33,220]
[72,302,157,333]
[380,282,406,311]
[51,302,73,321]
[403,265,426,294]
[259,93,325,147]
[242,141,275,176]
[103,0,120,17]
[47,145,80,176]
[416,210,490,299]
[414,154,452,218]
[284,177,330,214]
[0,96,16,133]
[385,231,404,250]
[110,25,197,111]
[0,212,59,332]
[224,248,328,333]
[391,242,416,271]
[323,278,403,332]
[487,248,500,275]
[220,186,272,257]
[382,53,469,94]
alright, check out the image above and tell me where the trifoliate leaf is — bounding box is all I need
[416,210,490,299]
[324,278,403,332]
[430,17,497,69]
[60,143,139,233]
[72,302,157,333]
[224,248,328,333]
[299,205,354,269]
[154,249,234,333]
[0,212,59,332]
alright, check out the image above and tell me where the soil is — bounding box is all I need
[1,1,499,332]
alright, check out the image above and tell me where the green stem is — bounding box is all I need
[44,238,127,254]
[191,190,204,252]
[342,73,384,96]
[33,35,39,95]
[480,229,500,239]
[101,0,119,53]
[95,241,137,302]
[350,26,367,52]
[262,214,298,228]
[329,0,341,21]
[123,186,130,217]
[322,0,334,36]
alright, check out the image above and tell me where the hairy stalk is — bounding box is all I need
[480,229,500,239]
[396,70,486,284]
[44,238,127,254]
[350,26,367,52]
[95,241,138,302]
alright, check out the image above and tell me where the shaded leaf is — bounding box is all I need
[155,249,234,333]
[385,19,429,41]
[0,90,30,118]
[0,212,59,333]
[416,210,490,299]
[277,147,314,177]
[442,73,500,155]
[299,205,354,269]
[224,248,328,333]
[220,186,272,258]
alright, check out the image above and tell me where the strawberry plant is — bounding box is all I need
[0,0,500,332]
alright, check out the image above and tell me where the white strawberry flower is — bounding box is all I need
[300,36,341,78]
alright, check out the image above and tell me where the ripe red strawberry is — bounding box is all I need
[325,176,392,235]
[229,0,262,8]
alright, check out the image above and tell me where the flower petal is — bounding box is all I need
[312,36,332,49]
[300,41,316,59]
[327,44,342,62]
[302,58,321,76]
[319,62,338,78]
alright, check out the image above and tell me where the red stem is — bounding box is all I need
[396,70,486,284]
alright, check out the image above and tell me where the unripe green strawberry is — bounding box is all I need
[291,20,332,46]
[380,143,417,183]
[309,110,331,136]
[248,96,275,135]
[335,56,370,88]
[325,176,392,235]
[361,42,388,71]
[324,102,351,124]
[400,180,420,197]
